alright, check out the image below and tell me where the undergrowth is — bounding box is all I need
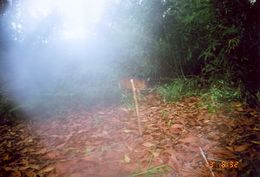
[200,80,241,113]
[156,78,201,102]
[120,91,135,109]
[157,78,242,113]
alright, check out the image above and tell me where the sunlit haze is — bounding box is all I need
[11,0,107,40]
[2,0,129,116]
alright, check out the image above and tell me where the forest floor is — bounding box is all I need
[0,93,259,177]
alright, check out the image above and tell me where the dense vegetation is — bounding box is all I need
[0,0,259,114]
[120,0,259,108]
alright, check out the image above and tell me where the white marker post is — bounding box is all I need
[130,79,142,136]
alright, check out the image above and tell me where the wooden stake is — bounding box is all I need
[130,79,142,136]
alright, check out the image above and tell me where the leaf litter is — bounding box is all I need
[0,93,259,177]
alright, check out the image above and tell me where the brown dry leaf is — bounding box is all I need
[7,141,12,148]
[170,128,182,134]
[24,137,33,143]
[28,164,41,170]
[232,102,242,108]
[225,146,237,153]
[3,153,10,161]
[34,148,48,155]
[251,141,260,145]
[249,111,259,116]
[239,119,254,126]
[214,148,236,158]
[3,167,13,172]
[236,107,244,112]
[24,170,37,177]
[123,129,132,133]
[45,151,60,159]
[179,136,200,145]
[152,151,160,157]
[21,158,29,166]
[233,144,251,152]
[124,154,131,163]
[142,142,155,148]
[171,124,183,129]
[9,131,16,135]
[126,145,133,151]
[39,166,55,174]
[10,170,22,177]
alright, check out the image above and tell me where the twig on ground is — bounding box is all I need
[199,147,216,177]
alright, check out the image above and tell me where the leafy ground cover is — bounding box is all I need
[0,93,259,177]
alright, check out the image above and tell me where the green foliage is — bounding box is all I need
[200,24,240,79]
[157,78,241,113]
[156,78,200,102]
[158,0,259,107]
[200,80,241,113]
[120,92,134,109]
[157,82,182,102]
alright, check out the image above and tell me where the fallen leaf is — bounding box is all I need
[124,154,131,163]
[171,124,183,129]
[179,136,200,145]
[249,111,258,116]
[142,142,155,148]
[21,159,29,166]
[24,170,36,177]
[171,129,182,134]
[39,166,55,174]
[126,145,133,151]
[3,167,13,172]
[233,144,250,152]
[232,102,242,107]
[7,141,12,148]
[152,151,160,157]
[21,148,28,154]
[84,147,94,155]
[123,129,132,133]
[236,107,244,112]
[251,141,260,145]
[3,153,10,161]
[28,164,41,170]
[11,170,21,177]
[35,148,47,155]
[10,131,16,135]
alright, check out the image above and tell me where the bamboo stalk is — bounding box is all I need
[130,79,142,136]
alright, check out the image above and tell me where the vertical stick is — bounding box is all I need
[199,147,216,177]
[130,79,142,136]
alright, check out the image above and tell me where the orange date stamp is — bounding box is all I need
[208,160,239,169]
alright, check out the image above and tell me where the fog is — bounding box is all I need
[1,0,133,117]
